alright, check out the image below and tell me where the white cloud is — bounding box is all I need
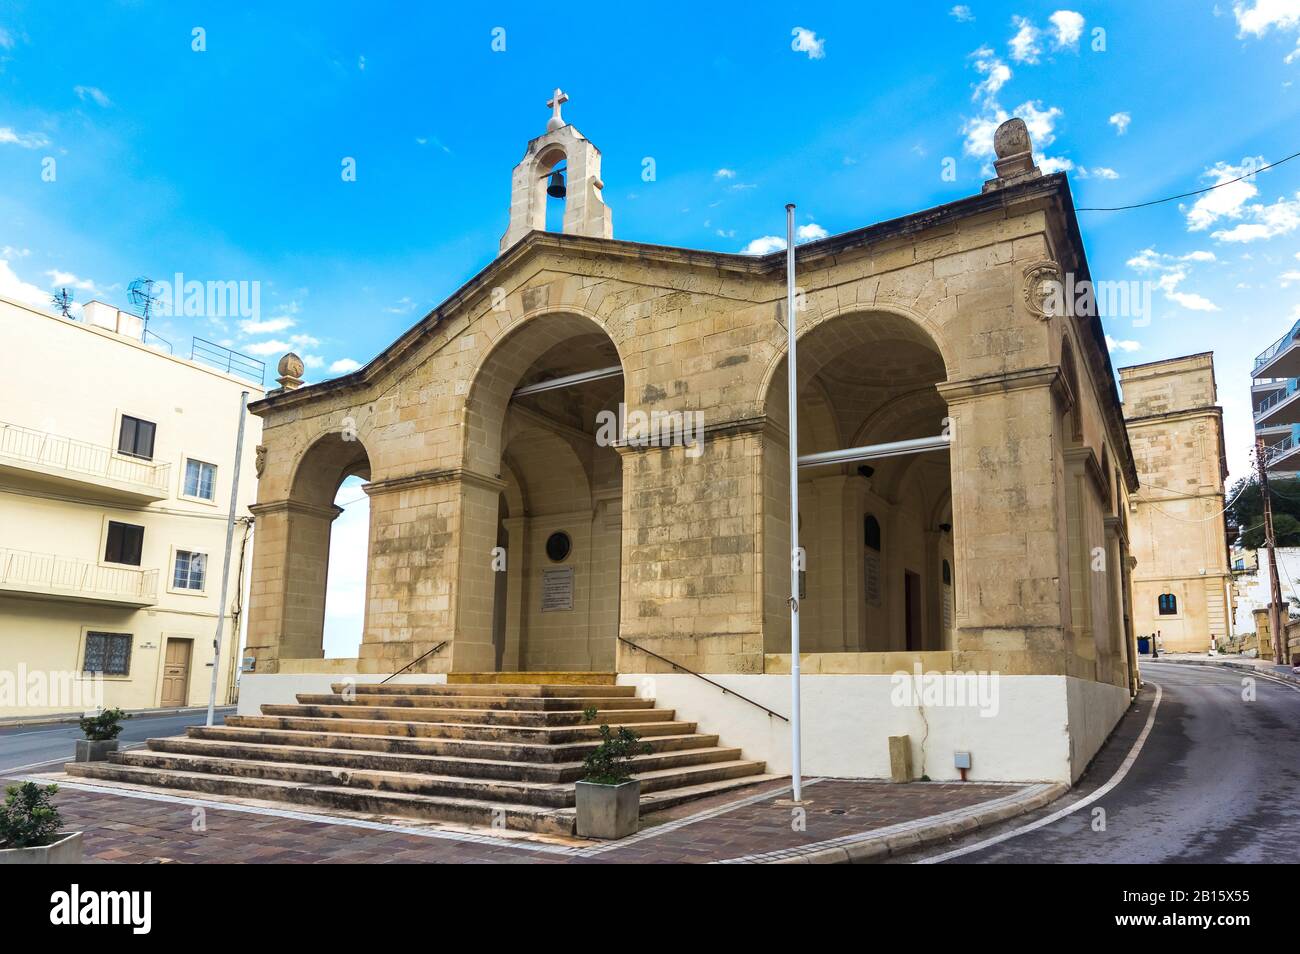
[329,358,361,374]
[951,5,975,22]
[73,85,110,107]
[1049,10,1086,48]
[1106,334,1141,353]
[0,259,54,309]
[1018,100,1063,148]
[0,126,50,149]
[791,26,825,59]
[1184,159,1262,231]
[0,28,14,50]
[1181,250,1217,262]
[1211,194,1300,242]
[1279,269,1300,285]
[1086,166,1120,179]
[290,332,321,349]
[1234,0,1300,36]
[302,354,324,369]
[1126,248,1221,311]
[384,296,416,314]
[1039,156,1074,174]
[238,316,295,334]
[1009,16,1041,63]
[357,54,366,71]
[714,168,736,179]
[242,339,293,356]
[742,223,829,254]
[44,269,99,293]
[971,46,1012,106]
[1157,268,1220,311]
[1109,111,1131,135]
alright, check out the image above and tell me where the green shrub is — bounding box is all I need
[582,724,652,785]
[0,782,63,849]
[79,707,130,741]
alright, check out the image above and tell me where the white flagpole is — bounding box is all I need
[207,390,249,727]
[785,203,802,802]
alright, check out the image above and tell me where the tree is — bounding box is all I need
[1227,475,1300,550]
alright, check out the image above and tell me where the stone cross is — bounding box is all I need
[546,88,569,132]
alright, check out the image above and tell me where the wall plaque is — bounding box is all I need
[541,566,574,612]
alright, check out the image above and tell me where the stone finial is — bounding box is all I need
[276,352,305,390]
[546,88,569,132]
[983,116,1042,193]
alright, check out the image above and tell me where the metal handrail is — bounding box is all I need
[191,337,266,385]
[1255,382,1299,418]
[617,636,789,722]
[0,420,171,490]
[379,641,448,684]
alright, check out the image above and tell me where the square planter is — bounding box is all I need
[575,779,640,839]
[75,739,118,762]
[0,831,83,865]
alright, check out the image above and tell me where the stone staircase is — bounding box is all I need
[64,675,774,836]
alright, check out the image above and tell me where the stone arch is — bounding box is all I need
[455,309,625,672]
[760,307,953,654]
[277,432,373,661]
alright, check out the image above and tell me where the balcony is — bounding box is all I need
[1255,318,1300,379]
[1254,381,1300,427]
[0,547,158,607]
[0,421,170,502]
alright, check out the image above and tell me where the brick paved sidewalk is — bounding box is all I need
[3,770,1060,864]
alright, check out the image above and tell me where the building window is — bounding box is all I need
[183,458,217,500]
[104,521,144,566]
[173,550,207,591]
[864,515,882,551]
[83,631,132,676]
[545,531,572,562]
[1158,593,1178,616]
[117,415,156,460]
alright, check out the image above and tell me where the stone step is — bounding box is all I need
[189,725,722,764]
[227,713,700,745]
[147,735,745,784]
[64,760,576,835]
[343,682,634,698]
[447,672,618,686]
[302,693,654,712]
[108,749,768,808]
[262,703,675,727]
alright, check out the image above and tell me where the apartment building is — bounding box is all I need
[1252,316,1300,477]
[0,295,263,718]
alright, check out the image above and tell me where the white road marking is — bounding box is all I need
[917,683,1164,864]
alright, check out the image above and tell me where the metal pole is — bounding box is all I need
[207,390,249,726]
[785,204,802,802]
[1256,438,1286,664]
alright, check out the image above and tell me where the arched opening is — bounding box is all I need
[461,313,624,671]
[762,310,953,654]
[322,475,369,658]
[280,432,372,661]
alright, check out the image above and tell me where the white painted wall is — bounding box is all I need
[618,673,1130,784]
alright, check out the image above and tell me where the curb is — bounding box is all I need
[1148,656,1300,688]
[765,781,1070,865]
[0,705,236,729]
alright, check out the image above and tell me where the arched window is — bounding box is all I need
[864,515,882,551]
[1158,593,1177,616]
[942,560,952,585]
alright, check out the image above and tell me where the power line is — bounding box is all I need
[1076,149,1300,212]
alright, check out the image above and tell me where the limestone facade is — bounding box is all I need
[1120,352,1234,653]
[242,118,1139,702]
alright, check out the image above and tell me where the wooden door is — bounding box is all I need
[161,638,192,707]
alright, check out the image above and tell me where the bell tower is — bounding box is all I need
[499,89,613,254]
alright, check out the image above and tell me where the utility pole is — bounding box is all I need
[1255,438,1286,665]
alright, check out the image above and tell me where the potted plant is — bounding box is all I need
[0,782,82,864]
[575,719,652,839]
[75,707,129,762]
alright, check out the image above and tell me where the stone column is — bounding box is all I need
[811,474,855,652]
[500,516,529,671]
[245,499,343,670]
[938,370,1067,674]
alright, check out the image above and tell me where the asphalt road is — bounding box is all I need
[902,662,1300,863]
[0,708,229,776]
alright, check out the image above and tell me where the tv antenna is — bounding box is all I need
[127,277,161,330]
[51,288,73,319]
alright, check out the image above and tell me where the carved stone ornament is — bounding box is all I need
[1022,261,1064,320]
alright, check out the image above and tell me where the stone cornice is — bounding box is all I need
[364,468,506,497]
[249,499,344,521]
[935,366,1060,404]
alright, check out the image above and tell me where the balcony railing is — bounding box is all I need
[1255,317,1300,372]
[0,547,158,604]
[1255,381,1300,419]
[191,338,265,385]
[0,420,171,493]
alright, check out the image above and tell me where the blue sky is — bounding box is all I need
[3,0,1300,492]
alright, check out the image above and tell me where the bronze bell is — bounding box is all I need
[546,170,566,198]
